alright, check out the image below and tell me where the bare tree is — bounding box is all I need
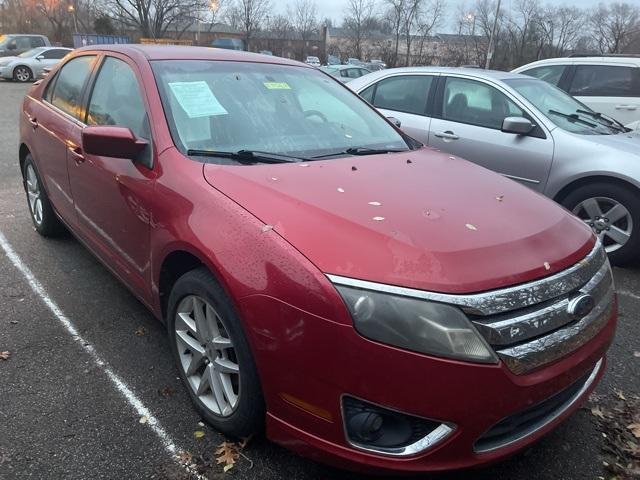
[291,0,318,57]
[590,2,640,54]
[344,0,376,60]
[108,0,207,38]
[413,0,445,65]
[383,0,405,66]
[232,0,271,51]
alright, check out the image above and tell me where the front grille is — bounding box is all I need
[474,359,602,453]
[468,242,614,374]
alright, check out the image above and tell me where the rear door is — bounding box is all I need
[358,74,436,144]
[428,75,554,192]
[566,63,640,126]
[24,54,97,224]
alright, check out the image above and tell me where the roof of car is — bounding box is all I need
[360,66,522,80]
[74,44,307,67]
[513,56,640,71]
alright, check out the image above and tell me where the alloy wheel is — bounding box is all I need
[26,164,43,226]
[174,295,240,417]
[573,196,633,253]
[15,67,30,82]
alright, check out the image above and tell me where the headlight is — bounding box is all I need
[334,284,498,363]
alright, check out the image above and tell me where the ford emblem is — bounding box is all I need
[567,294,595,319]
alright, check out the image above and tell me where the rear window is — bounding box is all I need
[570,65,640,97]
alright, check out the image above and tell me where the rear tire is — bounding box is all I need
[561,182,640,266]
[167,267,265,438]
[13,66,32,83]
[22,154,64,237]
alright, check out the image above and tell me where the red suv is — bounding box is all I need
[19,45,616,474]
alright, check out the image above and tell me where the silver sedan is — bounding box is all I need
[348,67,640,265]
[0,47,72,82]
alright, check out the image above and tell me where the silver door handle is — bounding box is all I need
[434,131,459,140]
[615,104,637,110]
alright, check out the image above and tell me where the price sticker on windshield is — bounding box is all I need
[263,82,291,90]
[168,81,228,118]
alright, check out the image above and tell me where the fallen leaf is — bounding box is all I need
[337,187,345,193]
[627,423,640,438]
[0,351,10,360]
[194,430,205,439]
[134,326,147,337]
[261,224,273,233]
[496,195,504,202]
[368,201,382,206]
[139,415,148,424]
[176,451,193,464]
[465,223,477,231]
[592,406,606,419]
[215,441,239,471]
[615,389,627,401]
[158,387,175,398]
[634,352,640,358]
[544,262,551,270]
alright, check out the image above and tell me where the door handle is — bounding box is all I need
[434,131,459,140]
[67,144,85,164]
[27,116,38,129]
[615,104,637,110]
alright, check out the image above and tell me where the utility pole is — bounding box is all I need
[484,0,501,69]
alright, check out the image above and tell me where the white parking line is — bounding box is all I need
[618,289,640,301]
[0,230,205,479]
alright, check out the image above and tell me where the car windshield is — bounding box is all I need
[0,35,8,47]
[152,60,410,162]
[18,47,46,58]
[504,77,622,135]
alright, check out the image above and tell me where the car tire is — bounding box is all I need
[167,267,265,438]
[13,66,32,83]
[561,182,640,266]
[22,154,65,237]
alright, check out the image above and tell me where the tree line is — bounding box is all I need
[0,0,639,69]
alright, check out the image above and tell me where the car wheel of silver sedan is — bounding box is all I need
[563,182,640,266]
[167,268,265,437]
[13,66,32,83]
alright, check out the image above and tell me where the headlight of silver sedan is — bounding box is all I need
[334,284,498,363]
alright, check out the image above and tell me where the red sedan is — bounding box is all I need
[19,45,616,474]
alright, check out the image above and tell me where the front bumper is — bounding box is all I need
[0,66,12,79]
[240,293,616,474]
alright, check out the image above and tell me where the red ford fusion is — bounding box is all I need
[19,45,616,474]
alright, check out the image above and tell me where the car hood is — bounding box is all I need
[573,129,640,156]
[0,55,19,64]
[203,148,594,294]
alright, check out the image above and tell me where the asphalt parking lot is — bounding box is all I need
[0,80,638,480]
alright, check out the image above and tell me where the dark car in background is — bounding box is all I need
[0,34,50,57]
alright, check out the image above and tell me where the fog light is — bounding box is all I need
[342,396,455,456]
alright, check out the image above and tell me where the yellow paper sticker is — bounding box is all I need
[264,82,291,90]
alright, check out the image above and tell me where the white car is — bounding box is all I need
[0,47,72,82]
[512,56,640,127]
[304,56,321,67]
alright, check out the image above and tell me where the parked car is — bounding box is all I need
[304,55,321,67]
[347,57,364,66]
[349,67,640,265]
[0,47,71,82]
[512,56,640,127]
[259,50,273,56]
[370,59,387,69]
[212,37,244,51]
[327,54,341,65]
[365,62,385,72]
[0,34,50,57]
[19,45,615,475]
[320,64,371,83]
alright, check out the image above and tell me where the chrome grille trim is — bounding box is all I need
[472,260,612,347]
[328,241,604,316]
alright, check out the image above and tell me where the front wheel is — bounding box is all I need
[167,268,265,438]
[562,182,640,266]
[13,66,32,83]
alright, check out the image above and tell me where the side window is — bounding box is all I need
[42,49,68,60]
[521,65,565,86]
[442,77,525,129]
[570,65,639,97]
[340,69,350,78]
[50,55,96,119]
[347,68,361,79]
[360,85,374,103]
[87,57,150,141]
[30,37,45,48]
[372,75,432,116]
[16,37,31,50]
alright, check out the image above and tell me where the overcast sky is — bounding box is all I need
[275,0,638,33]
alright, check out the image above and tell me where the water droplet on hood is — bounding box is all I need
[337,187,345,193]
[465,223,477,231]
[368,201,382,206]
[373,216,385,221]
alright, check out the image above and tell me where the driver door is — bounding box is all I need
[428,76,554,192]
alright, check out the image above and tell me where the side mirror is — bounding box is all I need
[82,126,147,160]
[502,116,534,135]
[387,116,401,128]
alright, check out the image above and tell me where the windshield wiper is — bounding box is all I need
[548,109,597,128]
[575,109,628,132]
[310,147,408,159]
[186,149,303,164]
